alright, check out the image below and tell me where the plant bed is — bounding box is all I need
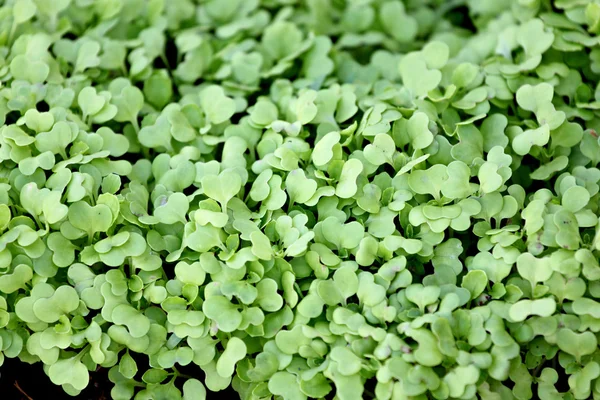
[0,0,600,399]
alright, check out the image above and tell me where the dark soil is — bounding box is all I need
[0,358,240,400]
[0,358,111,400]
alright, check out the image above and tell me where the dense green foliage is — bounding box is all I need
[1,0,600,399]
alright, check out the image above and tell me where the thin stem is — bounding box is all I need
[8,21,17,45]
[31,214,43,231]
[160,54,172,73]
[14,381,33,400]
[293,282,304,299]
[141,147,151,160]
[533,356,547,378]
[59,148,69,161]
[172,367,194,380]
[435,0,467,18]
[130,118,140,134]
[74,345,91,361]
